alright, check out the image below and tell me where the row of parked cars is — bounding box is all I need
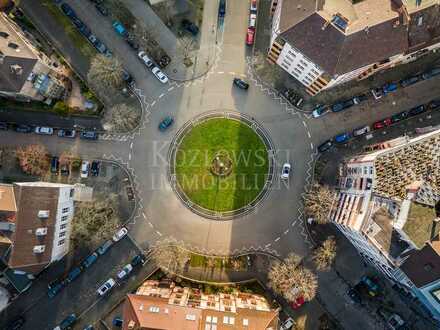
[47,227,131,300]
[246,0,257,46]
[317,98,440,153]
[60,2,112,57]
[137,51,169,84]
[313,66,440,119]
[0,122,99,139]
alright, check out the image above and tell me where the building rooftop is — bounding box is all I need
[403,202,439,249]
[0,183,16,212]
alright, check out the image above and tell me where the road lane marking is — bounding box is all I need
[291,220,297,226]
[142,212,147,219]
[148,222,153,228]
[265,243,272,248]
[302,120,307,128]
[151,100,156,107]
[156,230,162,236]
[307,131,311,138]
[159,93,164,99]
[240,73,246,78]
[274,237,280,242]
[130,142,133,149]
[284,229,289,235]
[229,71,235,75]
[168,87,174,92]
[129,153,132,161]
[310,142,314,150]
[218,71,224,74]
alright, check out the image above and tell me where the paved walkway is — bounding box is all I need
[124,0,219,81]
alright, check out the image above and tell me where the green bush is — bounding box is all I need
[53,101,70,116]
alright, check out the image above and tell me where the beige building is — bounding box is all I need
[122,280,279,330]
[269,0,440,95]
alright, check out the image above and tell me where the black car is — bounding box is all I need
[15,124,32,133]
[0,122,7,130]
[429,99,440,110]
[126,37,139,50]
[60,163,70,176]
[91,160,100,176]
[233,78,249,90]
[318,140,333,153]
[391,111,408,123]
[71,17,84,29]
[6,316,25,330]
[58,129,76,138]
[131,254,146,267]
[407,104,426,117]
[95,4,109,16]
[50,156,59,174]
[80,131,98,140]
[79,24,92,38]
[61,3,75,17]
[122,70,134,85]
[181,19,199,35]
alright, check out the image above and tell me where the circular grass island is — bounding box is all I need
[174,118,269,214]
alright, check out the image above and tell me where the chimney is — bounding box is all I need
[128,320,136,330]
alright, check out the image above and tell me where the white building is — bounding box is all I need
[269,0,440,95]
[331,130,440,320]
[0,182,75,274]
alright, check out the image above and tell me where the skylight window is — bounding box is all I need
[332,14,348,31]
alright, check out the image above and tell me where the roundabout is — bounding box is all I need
[168,111,275,219]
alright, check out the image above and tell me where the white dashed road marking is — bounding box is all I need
[240,73,246,78]
[156,230,162,237]
[168,87,174,92]
[148,222,153,228]
[284,229,289,235]
[302,120,307,128]
[129,153,132,161]
[265,243,272,248]
[310,143,314,150]
[142,212,146,219]
[229,71,235,75]
[130,142,133,149]
[159,93,164,99]
[151,100,156,107]
[291,220,297,227]
[307,131,311,138]
[217,71,224,74]
[274,237,280,242]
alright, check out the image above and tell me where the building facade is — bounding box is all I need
[331,130,440,320]
[269,0,440,95]
[0,182,75,274]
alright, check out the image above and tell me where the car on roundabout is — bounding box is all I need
[233,78,249,90]
[159,116,174,131]
[280,163,291,179]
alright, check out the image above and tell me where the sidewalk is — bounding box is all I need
[123,0,219,81]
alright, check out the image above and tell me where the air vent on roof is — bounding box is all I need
[10,64,23,75]
[186,314,196,321]
[149,306,160,313]
[38,210,49,219]
[139,304,143,311]
[35,227,47,236]
[128,321,135,330]
[33,245,45,253]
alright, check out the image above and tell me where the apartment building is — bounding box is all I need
[331,129,440,319]
[268,0,440,95]
[0,182,75,274]
[122,280,279,330]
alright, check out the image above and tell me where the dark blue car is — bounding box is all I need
[60,3,75,17]
[334,133,350,144]
[80,131,98,140]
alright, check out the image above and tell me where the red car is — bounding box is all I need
[290,296,305,309]
[246,27,255,45]
[373,118,392,130]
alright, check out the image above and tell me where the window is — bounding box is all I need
[61,215,68,222]
[287,50,296,57]
[60,223,67,230]
[294,68,301,75]
[223,316,234,325]
[62,207,69,213]
[149,306,160,313]
[243,319,249,326]
[70,189,74,197]
[418,16,423,26]
[58,239,65,246]
[311,69,319,75]
[38,210,49,218]
[59,231,66,238]
[282,59,291,66]
[186,314,196,321]
[297,64,305,70]
[299,60,308,67]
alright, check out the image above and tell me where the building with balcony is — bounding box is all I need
[0,182,75,274]
[122,280,279,330]
[331,129,440,320]
[269,0,440,95]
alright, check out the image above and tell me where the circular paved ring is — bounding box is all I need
[167,110,276,221]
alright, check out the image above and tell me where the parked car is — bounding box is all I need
[280,163,291,179]
[79,25,92,38]
[391,111,408,123]
[249,13,257,28]
[126,37,139,50]
[400,76,420,87]
[138,50,154,68]
[83,326,94,330]
[361,275,381,296]
[233,78,249,90]
[113,317,123,327]
[66,267,82,283]
[181,19,199,35]
[407,104,426,117]
[82,252,98,268]
[352,94,368,104]
[88,34,97,44]
[0,122,8,130]
[80,131,98,140]
[6,316,25,330]
[71,17,84,29]
[60,3,75,17]
[58,129,76,138]
[54,313,77,330]
[60,163,70,176]
[159,116,174,131]
[382,82,398,94]
[15,124,32,133]
[152,67,168,83]
[131,253,146,267]
[422,67,440,80]
[347,287,361,304]
[280,318,294,330]
[117,264,133,280]
[218,0,226,17]
[47,281,65,299]
[331,99,354,112]
[94,40,107,54]
[96,240,113,255]
[112,21,127,37]
[95,3,109,16]
[51,157,59,174]
[97,278,116,296]
[429,99,440,110]
[387,313,405,330]
[35,126,53,135]
[80,161,90,178]
[91,161,100,176]
[373,118,392,130]
[317,140,333,153]
[312,104,328,118]
[353,125,370,137]
[113,227,128,242]
[250,0,257,12]
[246,27,255,45]
[334,132,350,144]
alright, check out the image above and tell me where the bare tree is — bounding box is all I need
[16,144,49,176]
[107,103,141,132]
[151,239,190,275]
[87,54,124,91]
[268,253,317,302]
[313,236,337,271]
[304,184,335,224]
[71,195,120,249]
[253,51,282,84]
